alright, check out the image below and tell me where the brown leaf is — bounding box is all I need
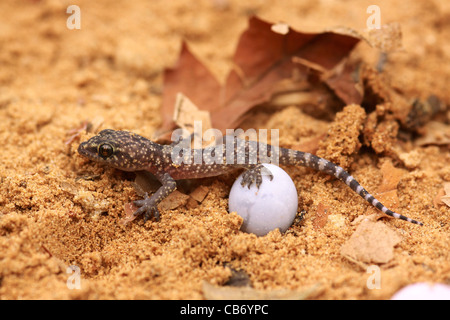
[433,188,446,207]
[340,220,402,264]
[320,59,364,105]
[159,190,190,210]
[365,161,405,218]
[441,196,450,207]
[160,16,361,134]
[368,189,400,220]
[435,182,450,208]
[173,93,212,136]
[415,121,450,146]
[162,41,221,133]
[189,185,209,203]
[313,203,330,229]
[121,202,139,226]
[378,160,407,193]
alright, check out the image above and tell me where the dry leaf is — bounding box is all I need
[444,183,450,198]
[441,196,450,207]
[320,59,364,105]
[435,182,450,208]
[368,189,400,221]
[189,185,209,203]
[415,121,450,146]
[161,16,361,134]
[173,92,212,137]
[378,160,407,193]
[121,190,190,225]
[313,203,330,229]
[363,161,405,218]
[340,220,402,264]
[406,95,447,130]
[121,202,139,225]
[159,190,190,210]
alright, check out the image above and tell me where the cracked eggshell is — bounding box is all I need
[229,164,298,236]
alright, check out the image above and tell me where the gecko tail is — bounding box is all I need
[279,148,423,226]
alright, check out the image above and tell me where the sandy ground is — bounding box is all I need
[0,0,449,299]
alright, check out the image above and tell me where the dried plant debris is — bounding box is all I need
[160,16,362,136]
[319,59,364,106]
[312,203,330,229]
[189,185,209,203]
[121,190,189,225]
[362,161,406,219]
[160,16,446,143]
[435,182,450,208]
[406,95,447,130]
[377,160,407,193]
[65,116,104,145]
[172,93,212,137]
[340,220,402,265]
[121,202,139,225]
[414,121,450,147]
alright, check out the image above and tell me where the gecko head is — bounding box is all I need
[78,129,155,171]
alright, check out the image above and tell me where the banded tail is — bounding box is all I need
[279,148,423,226]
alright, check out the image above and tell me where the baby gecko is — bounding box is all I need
[78,129,423,226]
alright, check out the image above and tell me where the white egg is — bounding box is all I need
[229,164,298,236]
[391,283,450,300]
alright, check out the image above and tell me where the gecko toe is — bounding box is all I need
[241,164,272,189]
[133,194,160,222]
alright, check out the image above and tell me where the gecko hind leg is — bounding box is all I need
[240,164,274,189]
[133,193,161,222]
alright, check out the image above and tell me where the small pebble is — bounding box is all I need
[228,164,298,236]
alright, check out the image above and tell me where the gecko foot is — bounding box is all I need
[241,164,273,189]
[133,193,160,222]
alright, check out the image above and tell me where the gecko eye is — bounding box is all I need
[98,143,114,159]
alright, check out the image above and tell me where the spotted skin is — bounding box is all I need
[78,129,423,225]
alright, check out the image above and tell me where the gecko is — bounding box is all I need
[77,129,423,226]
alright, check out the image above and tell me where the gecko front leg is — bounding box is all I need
[133,172,177,222]
[240,164,274,189]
